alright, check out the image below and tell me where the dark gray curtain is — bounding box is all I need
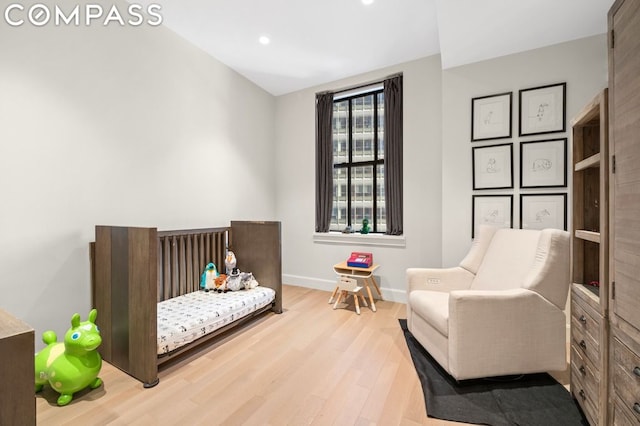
[384,75,403,235]
[315,92,334,232]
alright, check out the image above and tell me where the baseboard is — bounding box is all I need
[283,273,407,304]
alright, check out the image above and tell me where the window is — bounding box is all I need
[331,90,386,232]
[316,74,402,235]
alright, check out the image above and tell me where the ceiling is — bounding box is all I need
[138,0,613,96]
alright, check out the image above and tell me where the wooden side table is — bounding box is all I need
[330,261,382,312]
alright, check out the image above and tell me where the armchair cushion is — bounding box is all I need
[409,291,449,336]
[470,229,540,291]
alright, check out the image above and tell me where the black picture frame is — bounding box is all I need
[472,194,513,238]
[519,193,568,231]
[472,143,514,190]
[519,83,566,136]
[519,138,568,188]
[471,92,512,142]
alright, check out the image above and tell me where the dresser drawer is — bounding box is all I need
[612,337,640,423]
[572,369,598,426]
[571,297,601,345]
[571,343,600,401]
[572,313,601,368]
[613,396,638,426]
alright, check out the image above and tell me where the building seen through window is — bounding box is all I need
[331,89,385,232]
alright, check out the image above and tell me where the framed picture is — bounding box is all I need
[520,138,567,188]
[520,193,567,231]
[472,143,513,190]
[519,83,566,136]
[471,92,512,141]
[472,195,513,238]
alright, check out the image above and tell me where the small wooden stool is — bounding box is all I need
[330,276,368,315]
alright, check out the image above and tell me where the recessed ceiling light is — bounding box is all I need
[361,0,374,5]
[259,35,270,45]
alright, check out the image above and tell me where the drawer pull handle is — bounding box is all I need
[579,340,587,350]
[579,315,587,324]
[634,403,640,415]
[633,367,640,377]
[579,366,586,375]
[578,389,586,401]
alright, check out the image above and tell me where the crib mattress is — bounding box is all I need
[157,287,276,355]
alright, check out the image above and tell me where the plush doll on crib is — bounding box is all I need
[226,269,243,291]
[214,274,228,293]
[225,250,237,275]
[226,271,260,291]
[200,262,219,290]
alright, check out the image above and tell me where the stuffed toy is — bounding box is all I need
[35,309,103,406]
[226,272,243,291]
[224,250,237,275]
[241,272,260,289]
[214,274,228,293]
[200,263,219,290]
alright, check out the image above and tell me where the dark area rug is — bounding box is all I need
[399,319,588,426]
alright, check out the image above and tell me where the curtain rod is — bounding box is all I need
[316,72,402,96]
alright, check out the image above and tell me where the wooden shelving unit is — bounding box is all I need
[570,88,609,425]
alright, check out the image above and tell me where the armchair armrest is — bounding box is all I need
[447,288,567,379]
[406,266,474,294]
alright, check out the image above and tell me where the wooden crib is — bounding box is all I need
[90,221,282,387]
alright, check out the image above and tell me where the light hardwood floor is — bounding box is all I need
[36,285,568,425]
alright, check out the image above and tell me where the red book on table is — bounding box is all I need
[347,252,373,268]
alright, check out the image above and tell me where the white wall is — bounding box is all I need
[441,34,608,266]
[0,1,276,347]
[275,56,443,302]
[276,35,608,303]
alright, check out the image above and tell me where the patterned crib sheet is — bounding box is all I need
[157,287,276,355]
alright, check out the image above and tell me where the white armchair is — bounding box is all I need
[406,225,571,380]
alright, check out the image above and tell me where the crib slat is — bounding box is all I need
[216,232,224,274]
[185,235,193,293]
[179,236,186,296]
[171,236,178,298]
[193,235,201,291]
[199,234,205,279]
[163,237,171,302]
[205,233,211,265]
[157,239,162,303]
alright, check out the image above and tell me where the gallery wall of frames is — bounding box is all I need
[470,82,568,238]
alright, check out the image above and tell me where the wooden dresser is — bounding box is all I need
[608,0,640,424]
[570,88,609,425]
[0,308,35,425]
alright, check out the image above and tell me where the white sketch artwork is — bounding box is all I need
[522,196,564,230]
[532,158,552,172]
[473,93,511,140]
[535,208,551,223]
[479,202,509,227]
[521,139,565,188]
[479,101,505,133]
[486,157,499,173]
[474,196,512,237]
[520,84,565,135]
[527,93,557,129]
[482,208,501,224]
[475,146,511,188]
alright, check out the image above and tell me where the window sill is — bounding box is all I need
[313,232,405,248]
